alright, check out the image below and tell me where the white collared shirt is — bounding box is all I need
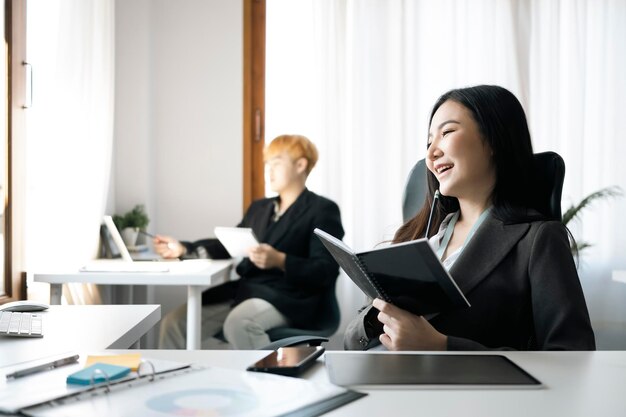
[428,212,462,271]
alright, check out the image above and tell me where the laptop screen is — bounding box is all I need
[103,215,134,262]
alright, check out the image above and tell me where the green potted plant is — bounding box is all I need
[113,204,150,248]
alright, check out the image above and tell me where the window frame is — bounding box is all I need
[1,0,27,303]
[243,0,266,210]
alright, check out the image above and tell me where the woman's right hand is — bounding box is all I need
[373,298,447,351]
[153,235,185,259]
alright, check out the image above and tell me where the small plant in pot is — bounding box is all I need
[113,204,150,248]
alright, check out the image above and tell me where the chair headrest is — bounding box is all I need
[532,151,565,221]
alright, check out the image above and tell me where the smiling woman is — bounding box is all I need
[345,85,596,352]
[426,101,496,207]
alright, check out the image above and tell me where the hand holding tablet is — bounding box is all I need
[214,227,260,257]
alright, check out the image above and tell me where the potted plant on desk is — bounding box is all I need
[113,204,150,249]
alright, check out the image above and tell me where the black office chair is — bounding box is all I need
[402,151,565,222]
[259,282,341,350]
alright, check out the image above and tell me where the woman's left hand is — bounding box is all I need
[373,298,447,351]
[248,243,286,270]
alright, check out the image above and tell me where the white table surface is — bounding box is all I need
[121,349,626,417]
[33,259,233,350]
[0,305,160,368]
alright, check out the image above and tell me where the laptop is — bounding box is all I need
[80,216,171,272]
[102,215,135,262]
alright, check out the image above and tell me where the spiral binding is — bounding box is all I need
[138,360,156,382]
[353,255,391,302]
[89,368,112,393]
[32,362,198,411]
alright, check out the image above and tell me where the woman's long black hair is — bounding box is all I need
[394,85,546,242]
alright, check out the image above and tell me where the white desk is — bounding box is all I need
[123,349,626,417]
[0,305,160,368]
[33,260,233,350]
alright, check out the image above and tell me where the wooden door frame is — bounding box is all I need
[1,0,26,303]
[243,0,266,210]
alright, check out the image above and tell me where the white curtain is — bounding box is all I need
[26,0,115,303]
[267,0,626,346]
[527,0,626,337]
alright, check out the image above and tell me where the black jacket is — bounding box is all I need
[345,213,596,350]
[198,189,344,328]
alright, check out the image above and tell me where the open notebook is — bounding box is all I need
[80,216,171,273]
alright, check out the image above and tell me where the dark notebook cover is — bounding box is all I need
[314,228,470,316]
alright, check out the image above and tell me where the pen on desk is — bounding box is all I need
[5,354,80,380]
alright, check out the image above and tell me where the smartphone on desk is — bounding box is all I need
[246,346,325,377]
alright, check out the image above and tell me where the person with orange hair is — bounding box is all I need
[156,135,344,349]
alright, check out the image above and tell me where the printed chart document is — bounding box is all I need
[0,356,190,414]
[214,227,259,257]
[314,228,470,316]
[17,365,365,417]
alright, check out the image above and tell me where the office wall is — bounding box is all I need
[113,0,243,346]
[114,0,243,235]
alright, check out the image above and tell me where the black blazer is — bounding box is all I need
[344,213,596,350]
[200,189,345,329]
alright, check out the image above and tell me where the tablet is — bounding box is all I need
[325,353,542,389]
[214,227,259,257]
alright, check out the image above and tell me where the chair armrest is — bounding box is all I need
[259,335,329,351]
